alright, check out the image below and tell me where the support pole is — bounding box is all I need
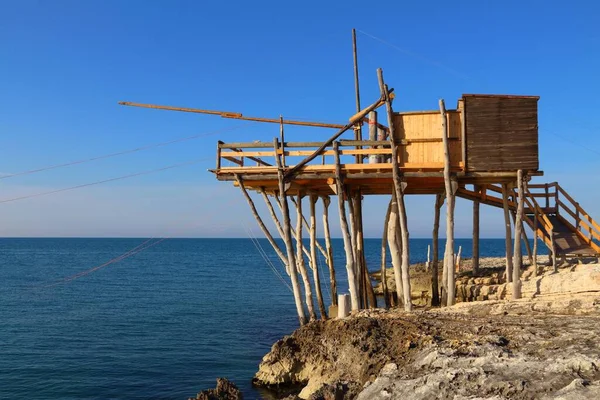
[355,192,376,308]
[431,194,443,306]
[272,140,307,326]
[235,175,287,267]
[439,99,456,307]
[346,188,363,307]
[295,194,317,321]
[381,199,393,308]
[378,68,411,311]
[321,196,337,306]
[533,209,539,277]
[334,141,360,311]
[512,170,524,299]
[352,28,362,164]
[502,183,514,283]
[387,194,404,307]
[473,186,480,276]
[309,194,328,319]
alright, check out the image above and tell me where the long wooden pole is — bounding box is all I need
[473,185,480,276]
[502,183,514,283]
[295,194,317,321]
[346,188,362,307]
[290,197,328,259]
[355,193,376,308]
[512,170,524,299]
[273,139,307,326]
[510,191,533,265]
[439,99,456,307]
[321,196,337,306]
[387,194,404,307]
[118,101,344,129]
[381,199,393,308]
[309,194,328,319]
[352,28,363,163]
[334,141,360,311]
[533,208,539,277]
[235,175,287,266]
[378,68,412,311]
[431,194,443,306]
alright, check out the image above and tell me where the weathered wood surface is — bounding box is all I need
[334,141,360,311]
[295,194,317,321]
[431,194,443,306]
[321,196,337,306]
[464,95,539,172]
[512,170,524,299]
[472,186,480,276]
[309,194,328,319]
[274,139,307,325]
[502,184,514,283]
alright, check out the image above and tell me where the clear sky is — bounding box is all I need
[1,0,599,238]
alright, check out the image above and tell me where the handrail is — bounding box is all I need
[523,188,554,237]
[555,184,600,243]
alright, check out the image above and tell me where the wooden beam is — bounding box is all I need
[352,28,363,163]
[440,99,456,307]
[387,193,404,308]
[473,185,480,276]
[334,141,360,311]
[309,194,328,319]
[380,199,393,308]
[512,170,524,299]
[295,193,317,321]
[502,183,514,283]
[431,194,443,307]
[273,139,307,326]
[321,196,337,306]
[284,95,386,179]
[378,68,412,311]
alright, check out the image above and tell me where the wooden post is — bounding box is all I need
[321,196,337,306]
[426,245,431,272]
[346,188,363,307]
[381,199,393,308]
[455,246,462,273]
[502,183,514,283]
[235,175,288,267]
[334,141,360,311]
[309,194,328,319]
[280,116,286,167]
[258,188,289,275]
[295,193,317,321]
[355,192,376,309]
[352,28,362,164]
[387,194,404,307]
[290,197,328,259]
[551,231,558,273]
[378,68,412,311]
[510,189,532,265]
[368,111,378,164]
[533,209,539,277]
[273,139,307,326]
[512,170,524,299]
[473,186,480,276]
[439,99,456,307]
[431,194,443,307]
[337,294,351,318]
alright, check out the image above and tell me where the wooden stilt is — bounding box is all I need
[355,192,377,309]
[455,245,462,273]
[235,175,287,266]
[473,186,480,276]
[346,189,363,308]
[378,68,412,311]
[334,141,360,311]
[273,138,307,326]
[439,99,456,307]
[321,196,337,306]
[309,194,328,319]
[510,190,532,265]
[431,194,443,307]
[290,197,328,259]
[512,170,525,299]
[387,194,404,307]
[381,199,393,308]
[295,193,317,321]
[533,209,539,277]
[502,183,514,283]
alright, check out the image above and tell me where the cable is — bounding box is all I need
[356,29,470,81]
[0,124,248,180]
[0,158,210,204]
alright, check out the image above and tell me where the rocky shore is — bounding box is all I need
[252,261,600,399]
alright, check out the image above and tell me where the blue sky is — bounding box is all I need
[1,0,599,238]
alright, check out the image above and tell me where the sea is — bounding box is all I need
[0,238,545,399]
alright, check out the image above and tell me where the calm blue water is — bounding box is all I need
[0,238,545,399]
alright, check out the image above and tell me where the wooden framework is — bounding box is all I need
[121,60,600,324]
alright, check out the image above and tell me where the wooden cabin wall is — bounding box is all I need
[392,111,462,168]
[464,95,539,172]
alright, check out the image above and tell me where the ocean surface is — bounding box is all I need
[0,238,546,399]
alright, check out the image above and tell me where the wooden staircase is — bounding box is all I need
[457,182,600,257]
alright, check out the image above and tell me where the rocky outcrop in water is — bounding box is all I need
[189,378,243,400]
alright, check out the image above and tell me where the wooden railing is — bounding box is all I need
[215,139,462,173]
